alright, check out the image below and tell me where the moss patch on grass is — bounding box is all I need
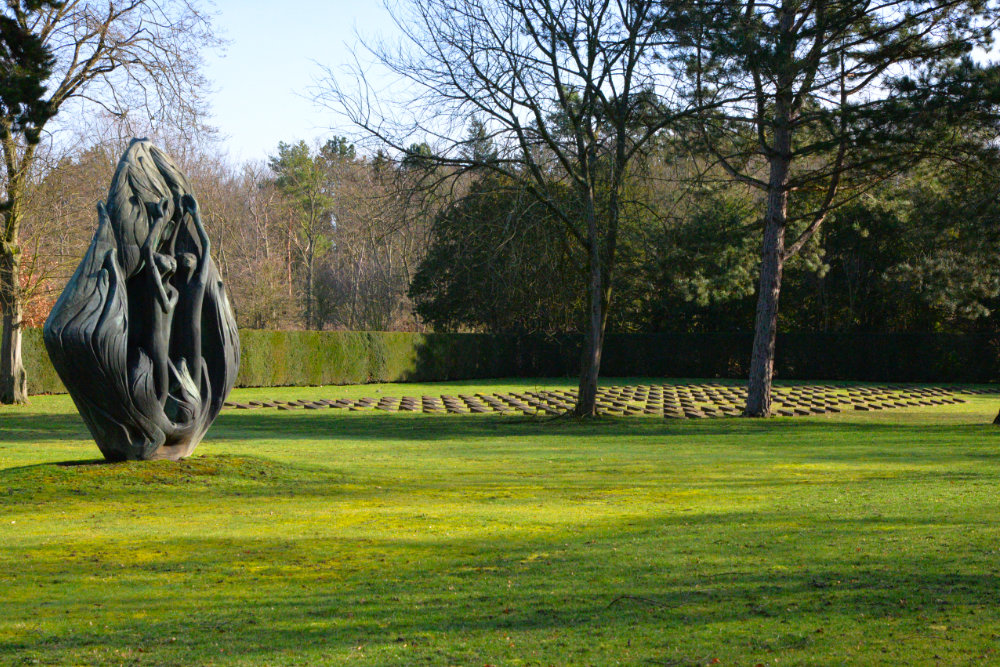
[0,455,337,504]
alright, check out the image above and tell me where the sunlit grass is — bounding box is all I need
[2,379,1000,665]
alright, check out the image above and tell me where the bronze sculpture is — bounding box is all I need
[44,139,240,461]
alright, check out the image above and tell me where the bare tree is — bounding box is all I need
[18,140,117,325]
[317,155,433,331]
[216,162,299,330]
[320,0,694,415]
[0,0,219,404]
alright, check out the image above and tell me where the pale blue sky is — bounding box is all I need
[203,1,394,162]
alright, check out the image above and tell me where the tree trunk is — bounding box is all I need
[349,258,360,330]
[744,3,798,418]
[305,242,314,330]
[0,118,36,406]
[286,221,294,297]
[576,189,604,417]
[745,157,791,417]
[0,245,27,404]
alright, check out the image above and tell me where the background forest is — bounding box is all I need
[16,125,1000,338]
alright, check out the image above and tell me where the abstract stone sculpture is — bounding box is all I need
[44,139,240,461]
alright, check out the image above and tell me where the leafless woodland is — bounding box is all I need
[20,130,436,332]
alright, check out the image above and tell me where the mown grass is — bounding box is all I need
[2,379,1000,665]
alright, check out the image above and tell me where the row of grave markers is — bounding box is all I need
[222,383,992,418]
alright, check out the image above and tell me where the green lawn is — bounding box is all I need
[2,379,1000,665]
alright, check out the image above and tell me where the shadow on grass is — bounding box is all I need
[5,399,998,445]
[55,459,108,467]
[0,412,90,442]
[209,408,1000,448]
[1,510,996,663]
[5,407,1000,470]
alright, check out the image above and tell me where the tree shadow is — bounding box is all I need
[209,408,1000,446]
[2,509,996,663]
[0,412,89,442]
[55,459,110,467]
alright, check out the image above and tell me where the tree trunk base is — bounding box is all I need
[0,312,28,405]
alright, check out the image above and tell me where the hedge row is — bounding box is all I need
[20,329,542,394]
[20,328,1000,395]
[22,328,65,395]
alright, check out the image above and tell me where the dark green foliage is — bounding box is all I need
[0,1,59,145]
[401,142,434,170]
[237,330,371,387]
[880,57,1000,156]
[642,187,759,328]
[879,167,1000,325]
[401,140,995,337]
[459,118,498,165]
[321,136,356,162]
[410,176,585,333]
[775,163,1000,333]
[581,150,1000,336]
[234,331,566,386]
[21,327,63,394]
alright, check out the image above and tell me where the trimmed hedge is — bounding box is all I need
[22,328,66,395]
[19,328,1000,395]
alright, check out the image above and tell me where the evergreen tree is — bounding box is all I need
[662,0,1000,415]
[269,141,336,330]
